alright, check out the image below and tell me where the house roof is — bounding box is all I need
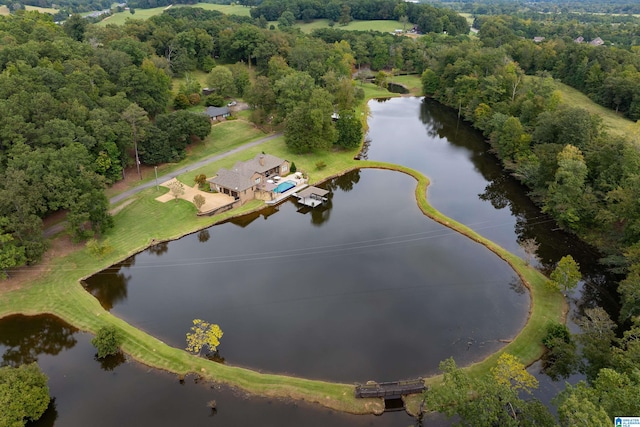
[296,186,329,198]
[590,37,604,46]
[208,168,255,192]
[231,153,286,176]
[205,106,230,118]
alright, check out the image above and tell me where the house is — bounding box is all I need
[574,36,585,43]
[207,154,290,204]
[590,37,604,46]
[205,106,230,122]
[533,36,545,43]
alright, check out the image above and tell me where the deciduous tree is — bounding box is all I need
[206,66,234,97]
[0,363,50,427]
[193,194,205,212]
[91,326,123,359]
[185,319,223,356]
[549,255,581,295]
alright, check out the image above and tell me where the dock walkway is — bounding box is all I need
[355,378,426,399]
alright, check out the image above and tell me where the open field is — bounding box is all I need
[171,70,210,93]
[295,19,412,34]
[99,3,249,25]
[390,74,423,95]
[24,5,59,14]
[98,5,167,25]
[0,5,10,15]
[459,12,474,26]
[554,80,635,137]
[192,3,251,16]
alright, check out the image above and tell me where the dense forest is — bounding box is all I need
[1,0,640,423]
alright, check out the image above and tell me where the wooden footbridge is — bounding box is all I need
[354,378,426,400]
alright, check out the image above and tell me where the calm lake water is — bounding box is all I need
[1,96,617,425]
[84,168,527,382]
[0,315,420,427]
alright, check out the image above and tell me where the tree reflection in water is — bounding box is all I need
[0,315,77,367]
[82,256,134,310]
[198,229,210,243]
[95,351,127,371]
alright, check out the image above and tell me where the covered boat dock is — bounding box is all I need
[294,186,329,208]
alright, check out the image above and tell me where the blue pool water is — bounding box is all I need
[273,180,296,193]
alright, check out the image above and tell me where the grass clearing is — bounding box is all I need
[98,6,167,25]
[24,5,59,14]
[295,19,412,34]
[459,12,474,26]
[99,3,250,25]
[171,70,210,93]
[390,74,423,95]
[554,80,635,137]
[191,3,251,16]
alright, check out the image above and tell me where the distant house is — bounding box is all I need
[590,37,604,46]
[574,36,585,43]
[205,106,230,122]
[533,36,545,43]
[208,154,290,204]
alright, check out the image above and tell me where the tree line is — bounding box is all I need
[247,0,468,36]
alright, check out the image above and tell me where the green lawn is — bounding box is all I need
[191,3,251,16]
[190,120,267,161]
[554,80,635,137]
[293,19,412,34]
[24,5,59,14]
[99,5,167,25]
[390,74,423,95]
[459,12,474,26]
[171,70,210,93]
[99,3,250,26]
[105,119,268,198]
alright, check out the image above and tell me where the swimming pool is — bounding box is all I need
[273,180,296,193]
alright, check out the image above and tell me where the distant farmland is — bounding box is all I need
[0,5,10,15]
[296,19,413,34]
[98,3,250,25]
[25,5,59,14]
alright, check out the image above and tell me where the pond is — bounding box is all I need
[84,168,527,383]
[365,97,617,313]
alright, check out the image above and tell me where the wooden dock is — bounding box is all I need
[354,378,426,399]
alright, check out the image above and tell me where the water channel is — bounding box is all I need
[2,97,618,425]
